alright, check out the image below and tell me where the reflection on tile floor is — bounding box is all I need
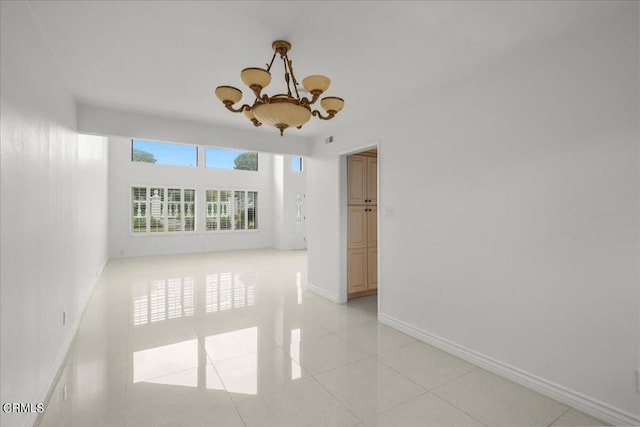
[38,249,608,426]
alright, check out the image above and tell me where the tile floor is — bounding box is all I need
[38,249,608,427]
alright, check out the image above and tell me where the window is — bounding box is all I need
[205,147,258,171]
[206,190,258,231]
[131,139,198,167]
[291,156,303,172]
[131,186,196,233]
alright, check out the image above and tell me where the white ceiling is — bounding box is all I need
[26,1,620,137]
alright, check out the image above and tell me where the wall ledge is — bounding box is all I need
[78,103,313,156]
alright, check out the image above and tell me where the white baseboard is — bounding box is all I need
[378,313,640,427]
[28,258,108,427]
[306,282,341,303]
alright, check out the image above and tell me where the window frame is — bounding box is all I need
[131,139,199,168]
[205,189,259,232]
[130,185,197,235]
[291,156,303,172]
[205,147,259,171]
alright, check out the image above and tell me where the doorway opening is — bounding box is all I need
[341,146,378,304]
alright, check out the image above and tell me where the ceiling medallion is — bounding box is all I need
[215,40,344,136]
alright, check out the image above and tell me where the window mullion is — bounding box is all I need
[244,191,248,231]
[163,187,168,234]
[231,190,236,231]
[181,189,185,232]
[146,187,150,233]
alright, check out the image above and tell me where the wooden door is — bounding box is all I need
[348,206,367,249]
[367,248,377,290]
[367,207,377,247]
[348,249,368,293]
[348,155,367,204]
[366,157,377,204]
[347,152,378,298]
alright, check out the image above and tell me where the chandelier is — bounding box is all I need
[215,40,344,136]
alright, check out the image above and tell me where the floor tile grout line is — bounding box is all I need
[255,322,333,352]
[428,365,481,395]
[335,322,417,353]
[373,354,433,393]
[547,406,572,426]
[429,367,596,427]
[357,389,433,424]
[427,391,490,427]
[312,355,431,422]
[429,388,493,426]
[225,393,249,427]
[370,337,480,393]
[291,330,371,376]
[309,374,364,424]
[425,367,498,424]
[357,389,491,427]
[305,350,370,377]
[373,336,419,358]
[371,354,490,426]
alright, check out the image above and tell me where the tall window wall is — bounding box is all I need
[129,140,261,234]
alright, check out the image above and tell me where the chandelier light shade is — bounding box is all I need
[302,75,331,94]
[253,95,312,130]
[214,86,243,104]
[240,67,271,89]
[215,40,344,136]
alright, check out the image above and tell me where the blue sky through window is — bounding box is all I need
[291,156,303,172]
[132,139,197,166]
[205,147,255,170]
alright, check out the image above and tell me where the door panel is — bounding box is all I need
[367,208,377,247]
[348,249,368,293]
[348,155,367,204]
[367,248,377,290]
[367,157,377,204]
[348,206,367,249]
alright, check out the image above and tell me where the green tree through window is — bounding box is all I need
[233,152,258,171]
[132,149,157,163]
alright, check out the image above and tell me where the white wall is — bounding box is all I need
[307,5,639,425]
[0,3,109,427]
[306,154,343,301]
[109,137,274,257]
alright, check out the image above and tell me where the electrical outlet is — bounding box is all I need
[62,385,67,401]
